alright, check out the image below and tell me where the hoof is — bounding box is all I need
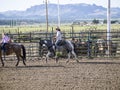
[55,57,58,63]
[76,60,79,63]
[23,63,26,66]
[66,60,69,63]
[2,64,4,67]
[56,59,58,63]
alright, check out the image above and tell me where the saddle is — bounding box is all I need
[1,43,11,52]
[57,40,66,46]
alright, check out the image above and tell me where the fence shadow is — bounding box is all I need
[77,61,120,65]
[0,64,65,69]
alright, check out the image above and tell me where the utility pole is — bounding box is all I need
[107,0,111,56]
[45,0,49,32]
[57,0,60,27]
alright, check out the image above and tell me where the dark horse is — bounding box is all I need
[0,43,26,67]
[39,39,79,63]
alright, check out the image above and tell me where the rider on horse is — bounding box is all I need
[1,33,11,52]
[55,27,63,48]
[54,27,71,53]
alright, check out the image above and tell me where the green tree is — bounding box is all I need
[103,19,107,24]
[92,19,99,24]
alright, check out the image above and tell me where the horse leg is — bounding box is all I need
[45,55,48,63]
[3,52,5,60]
[71,50,79,63]
[45,51,51,63]
[20,55,26,66]
[1,57,4,67]
[66,52,71,63]
[0,52,5,67]
[16,55,20,66]
[22,58,26,66]
[55,55,59,63]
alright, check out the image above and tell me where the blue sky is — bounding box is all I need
[0,0,120,12]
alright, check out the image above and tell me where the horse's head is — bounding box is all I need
[40,40,55,51]
[40,40,48,46]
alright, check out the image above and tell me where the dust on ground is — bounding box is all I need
[0,58,120,90]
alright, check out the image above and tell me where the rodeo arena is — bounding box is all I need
[0,0,120,90]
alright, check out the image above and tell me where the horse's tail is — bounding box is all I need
[21,45,26,61]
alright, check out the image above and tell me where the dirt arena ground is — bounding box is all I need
[0,58,120,90]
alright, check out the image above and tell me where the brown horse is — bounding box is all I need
[0,43,26,67]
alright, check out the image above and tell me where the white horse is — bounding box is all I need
[39,39,79,63]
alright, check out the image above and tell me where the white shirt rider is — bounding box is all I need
[56,30,62,41]
[55,28,62,46]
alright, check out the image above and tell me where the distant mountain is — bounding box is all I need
[0,13,6,18]
[0,3,120,22]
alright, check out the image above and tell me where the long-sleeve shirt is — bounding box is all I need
[1,35,10,43]
[56,31,62,42]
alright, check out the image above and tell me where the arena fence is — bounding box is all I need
[1,30,120,60]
